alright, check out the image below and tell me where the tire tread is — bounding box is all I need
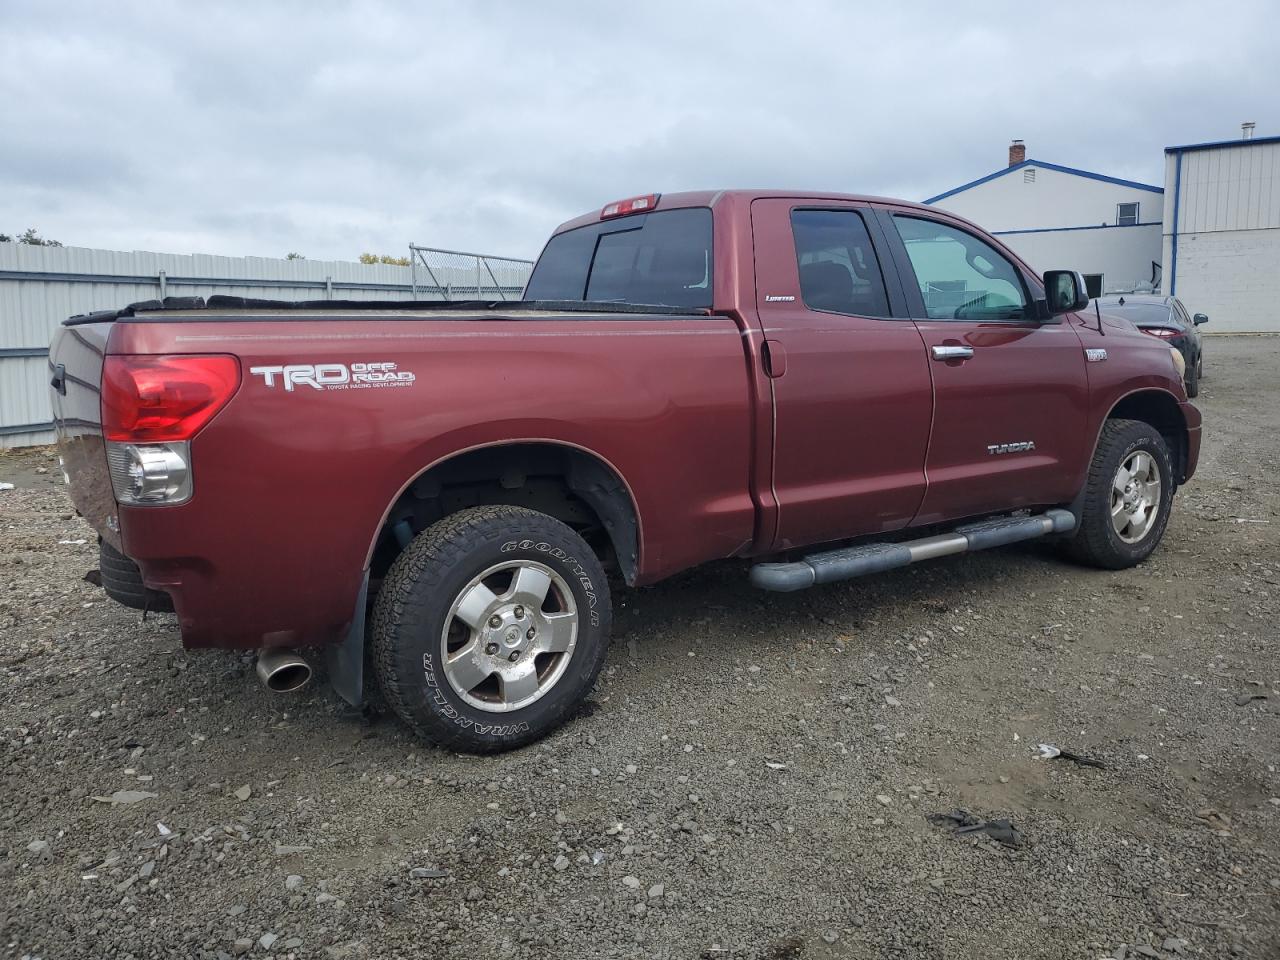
[1067,418,1172,569]
[371,505,609,753]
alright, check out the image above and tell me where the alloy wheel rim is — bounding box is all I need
[1110,451,1162,544]
[440,560,578,712]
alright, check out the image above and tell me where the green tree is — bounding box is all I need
[18,228,62,247]
[285,252,305,260]
[359,252,410,266]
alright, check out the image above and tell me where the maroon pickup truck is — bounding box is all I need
[49,190,1201,751]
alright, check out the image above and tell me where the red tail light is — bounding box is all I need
[601,193,660,219]
[1140,327,1179,339]
[102,355,240,442]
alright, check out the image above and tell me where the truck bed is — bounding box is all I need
[50,295,759,651]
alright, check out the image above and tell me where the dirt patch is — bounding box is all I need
[1,337,1277,959]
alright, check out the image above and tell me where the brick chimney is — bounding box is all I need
[1008,140,1026,166]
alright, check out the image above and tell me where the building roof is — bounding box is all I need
[923,159,1164,205]
[1165,134,1280,154]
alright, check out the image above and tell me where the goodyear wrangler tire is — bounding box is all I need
[371,505,611,753]
[1066,418,1174,570]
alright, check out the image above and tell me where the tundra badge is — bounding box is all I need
[987,441,1036,455]
[1085,348,1108,362]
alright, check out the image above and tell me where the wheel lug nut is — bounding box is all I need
[526,627,536,640]
[485,643,499,655]
[514,605,525,619]
[508,651,520,662]
[488,615,502,628]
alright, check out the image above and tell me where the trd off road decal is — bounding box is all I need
[249,361,415,392]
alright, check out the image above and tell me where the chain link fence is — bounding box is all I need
[409,246,534,301]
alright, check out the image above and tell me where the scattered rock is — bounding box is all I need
[553,855,570,872]
[621,875,641,890]
[286,874,304,890]
[91,790,157,806]
[26,839,52,863]
[410,867,447,879]
[233,784,252,802]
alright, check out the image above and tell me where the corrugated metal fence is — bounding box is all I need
[0,243,532,448]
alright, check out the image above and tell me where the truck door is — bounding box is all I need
[875,208,1089,525]
[750,198,933,551]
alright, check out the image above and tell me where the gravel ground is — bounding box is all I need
[2,336,1278,960]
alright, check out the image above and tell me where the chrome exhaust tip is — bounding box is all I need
[255,649,313,693]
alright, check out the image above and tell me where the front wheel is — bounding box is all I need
[1066,419,1175,569]
[371,505,611,752]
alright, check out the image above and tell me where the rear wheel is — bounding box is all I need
[371,505,611,752]
[1067,419,1174,569]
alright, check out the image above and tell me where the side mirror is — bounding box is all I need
[1193,313,1208,325]
[1043,269,1090,316]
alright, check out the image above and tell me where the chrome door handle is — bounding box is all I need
[931,345,974,360]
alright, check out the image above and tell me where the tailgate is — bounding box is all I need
[49,320,120,548]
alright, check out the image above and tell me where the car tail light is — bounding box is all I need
[101,355,239,506]
[102,355,240,442]
[1140,327,1179,339]
[601,194,660,219]
[107,441,192,505]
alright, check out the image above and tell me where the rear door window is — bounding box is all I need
[523,208,713,308]
[790,210,892,318]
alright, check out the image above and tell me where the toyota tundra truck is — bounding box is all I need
[48,190,1201,752]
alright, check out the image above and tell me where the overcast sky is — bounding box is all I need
[2,0,1276,263]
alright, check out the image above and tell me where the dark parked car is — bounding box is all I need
[1099,294,1208,397]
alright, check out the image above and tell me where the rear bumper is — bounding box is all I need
[1180,400,1201,482]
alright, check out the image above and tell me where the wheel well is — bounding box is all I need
[1106,390,1189,481]
[372,443,640,587]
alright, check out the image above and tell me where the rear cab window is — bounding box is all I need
[523,207,713,308]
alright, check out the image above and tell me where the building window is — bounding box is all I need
[1023,168,1036,183]
[1083,274,1104,299]
[1117,202,1139,226]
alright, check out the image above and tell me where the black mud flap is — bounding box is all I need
[328,570,369,706]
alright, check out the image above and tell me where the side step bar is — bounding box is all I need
[749,509,1077,592]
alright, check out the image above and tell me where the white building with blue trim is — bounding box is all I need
[1163,132,1280,333]
[924,141,1164,299]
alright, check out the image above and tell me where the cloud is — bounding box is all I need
[1,0,1275,261]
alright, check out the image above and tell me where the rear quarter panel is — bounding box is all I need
[109,314,756,649]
